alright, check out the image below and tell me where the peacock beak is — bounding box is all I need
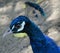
[3,28,12,38]
[2,28,28,38]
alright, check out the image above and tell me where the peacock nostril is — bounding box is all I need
[8,30,10,32]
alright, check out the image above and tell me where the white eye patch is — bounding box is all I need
[12,25,15,30]
[17,21,25,32]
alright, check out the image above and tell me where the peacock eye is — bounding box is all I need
[15,24,21,28]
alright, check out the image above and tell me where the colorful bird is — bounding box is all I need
[3,1,60,53]
[3,16,60,53]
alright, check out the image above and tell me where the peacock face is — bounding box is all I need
[3,16,31,38]
[10,16,30,33]
[10,19,26,33]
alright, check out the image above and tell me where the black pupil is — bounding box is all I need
[15,24,20,28]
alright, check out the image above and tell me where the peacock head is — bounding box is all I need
[3,16,31,38]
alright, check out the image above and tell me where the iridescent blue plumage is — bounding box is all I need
[25,2,46,17]
[10,16,60,53]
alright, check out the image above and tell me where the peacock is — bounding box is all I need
[3,1,60,53]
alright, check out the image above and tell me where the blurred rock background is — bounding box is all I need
[0,0,60,53]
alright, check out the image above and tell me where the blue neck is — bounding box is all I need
[27,21,46,41]
[26,22,47,53]
[28,22,46,41]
